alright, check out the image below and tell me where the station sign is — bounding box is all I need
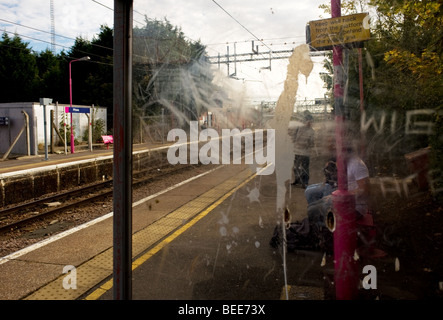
[307,12,370,50]
[65,107,90,113]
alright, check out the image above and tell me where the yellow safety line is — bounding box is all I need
[84,168,260,300]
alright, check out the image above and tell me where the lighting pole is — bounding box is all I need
[69,56,90,153]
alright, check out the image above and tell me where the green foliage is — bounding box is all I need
[319,0,442,112]
[318,0,443,175]
[35,49,67,102]
[68,25,113,109]
[58,117,72,146]
[0,19,213,131]
[82,118,106,143]
[132,17,214,124]
[368,0,443,174]
[0,33,39,102]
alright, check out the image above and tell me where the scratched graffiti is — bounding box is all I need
[360,109,443,198]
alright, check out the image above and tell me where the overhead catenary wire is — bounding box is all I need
[0,16,199,70]
[211,0,272,52]
[90,0,144,26]
[0,0,148,56]
[0,11,157,66]
[0,17,114,52]
[1,1,333,83]
[1,2,327,62]
[89,0,203,62]
[206,35,306,47]
[0,29,111,62]
[210,0,292,62]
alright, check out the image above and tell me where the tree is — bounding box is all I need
[35,49,66,102]
[0,33,39,102]
[132,18,215,128]
[367,0,442,111]
[67,25,114,126]
[318,0,443,177]
[0,19,216,137]
[367,0,443,175]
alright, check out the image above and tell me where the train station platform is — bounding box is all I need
[0,140,402,303]
[0,140,333,301]
[0,142,165,175]
[0,142,173,208]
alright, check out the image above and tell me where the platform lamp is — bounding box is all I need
[69,56,90,153]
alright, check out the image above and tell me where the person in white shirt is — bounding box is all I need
[346,152,370,217]
[306,140,370,228]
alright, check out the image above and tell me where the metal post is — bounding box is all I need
[331,0,358,300]
[42,103,48,161]
[161,108,165,144]
[227,45,230,76]
[234,42,237,77]
[86,113,92,152]
[50,110,54,154]
[64,109,67,155]
[90,104,94,152]
[55,101,59,135]
[22,111,31,157]
[113,0,133,300]
[23,111,30,156]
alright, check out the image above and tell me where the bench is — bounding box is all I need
[101,135,114,149]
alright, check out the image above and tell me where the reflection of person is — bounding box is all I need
[346,151,370,217]
[289,112,315,188]
[305,136,337,204]
[305,158,337,204]
[306,142,370,228]
[303,142,375,256]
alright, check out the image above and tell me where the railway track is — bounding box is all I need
[0,163,198,234]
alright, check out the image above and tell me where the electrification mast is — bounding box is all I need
[50,0,56,54]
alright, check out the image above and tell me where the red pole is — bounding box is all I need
[69,61,74,154]
[331,0,359,299]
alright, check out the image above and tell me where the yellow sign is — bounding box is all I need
[308,13,370,49]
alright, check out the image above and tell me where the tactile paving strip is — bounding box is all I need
[24,167,256,300]
[25,248,113,300]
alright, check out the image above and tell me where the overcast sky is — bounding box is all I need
[0,0,331,101]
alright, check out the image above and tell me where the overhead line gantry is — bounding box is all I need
[207,41,326,77]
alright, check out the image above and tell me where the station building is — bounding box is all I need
[0,102,107,157]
